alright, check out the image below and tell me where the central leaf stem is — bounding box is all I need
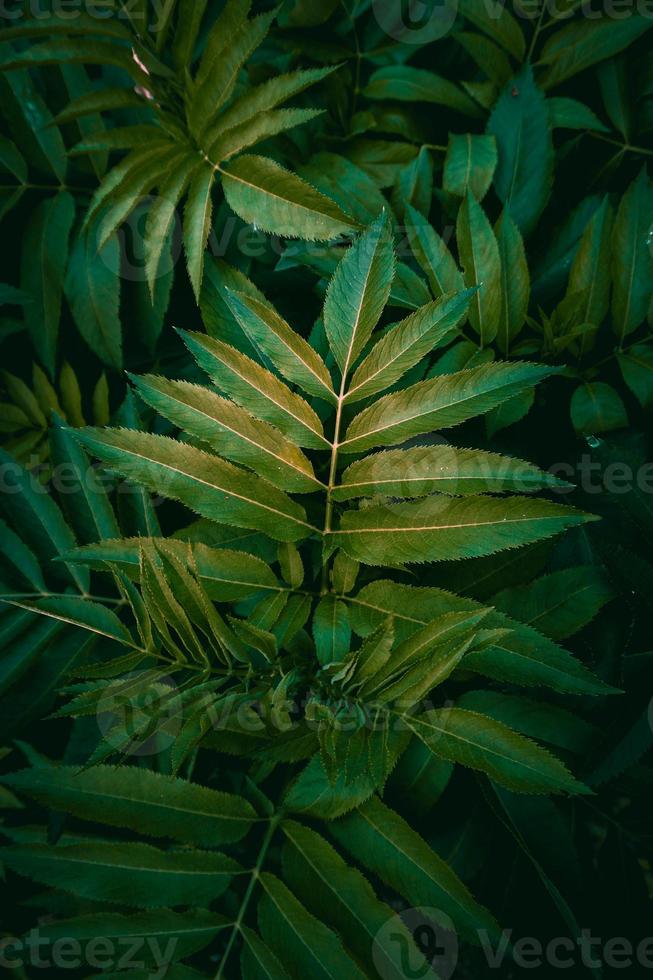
[321,375,348,592]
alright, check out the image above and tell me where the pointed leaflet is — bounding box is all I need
[405,203,463,298]
[410,709,588,795]
[323,212,394,375]
[128,374,321,494]
[333,495,593,566]
[51,416,120,542]
[487,66,553,237]
[612,169,653,342]
[539,16,652,90]
[0,764,256,845]
[566,196,614,330]
[330,795,498,943]
[184,163,214,302]
[570,382,627,436]
[348,580,616,696]
[0,448,87,593]
[63,538,282,602]
[145,153,199,295]
[188,6,271,136]
[333,446,568,501]
[221,155,356,241]
[457,0,525,59]
[345,291,473,404]
[341,361,553,454]
[225,289,335,402]
[216,65,337,133]
[456,190,501,345]
[2,596,133,647]
[241,928,291,980]
[180,330,329,449]
[281,820,438,980]
[73,428,313,543]
[208,108,324,163]
[363,66,481,117]
[491,566,614,641]
[443,133,497,201]
[34,910,228,964]
[495,209,529,355]
[0,841,240,908]
[20,191,75,376]
[258,873,368,980]
[64,230,122,370]
[313,596,351,666]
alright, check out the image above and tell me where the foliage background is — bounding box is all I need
[0,1,652,978]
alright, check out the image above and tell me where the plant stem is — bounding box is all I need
[213,813,281,979]
[588,132,653,158]
[321,374,348,592]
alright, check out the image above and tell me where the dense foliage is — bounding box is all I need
[1,2,652,978]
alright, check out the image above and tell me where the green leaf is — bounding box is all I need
[346,291,473,404]
[3,595,135,646]
[323,212,394,376]
[612,169,653,342]
[0,840,240,908]
[221,154,356,240]
[341,361,553,454]
[333,446,568,501]
[20,191,75,375]
[443,133,497,201]
[184,164,214,302]
[458,691,598,754]
[333,495,593,566]
[73,428,314,542]
[225,289,335,402]
[129,374,321,494]
[189,6,274,135]
[539,16,652,90]
[458,0,525,59]
[348,581,617,695]
[258,873,368,980]
[0,448,87,592]
[65,538,282,602]
[456,191,501,345]
[392,145,433,221]
[217,65,337,133]
[487,66,553,237]
[241,927,291,980]
[495,209,530,355]
[618,343,653,408]
[53,416,120,543]
[491,565,614,642]
[566,196,614,330]
[405,203,463,298]
[1,764,256,846]
[363,66,481,117]
[180,330,329,449]
[570,382,627,435]
[330,796,498,943]
[411,708,589,795]
[313,596,351,666]
[282,820,437,980]
[34,909,229,963]
[145,154,199,295]
[209,108,323,162]
[65,230,122,371]
[547,96,609,132]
